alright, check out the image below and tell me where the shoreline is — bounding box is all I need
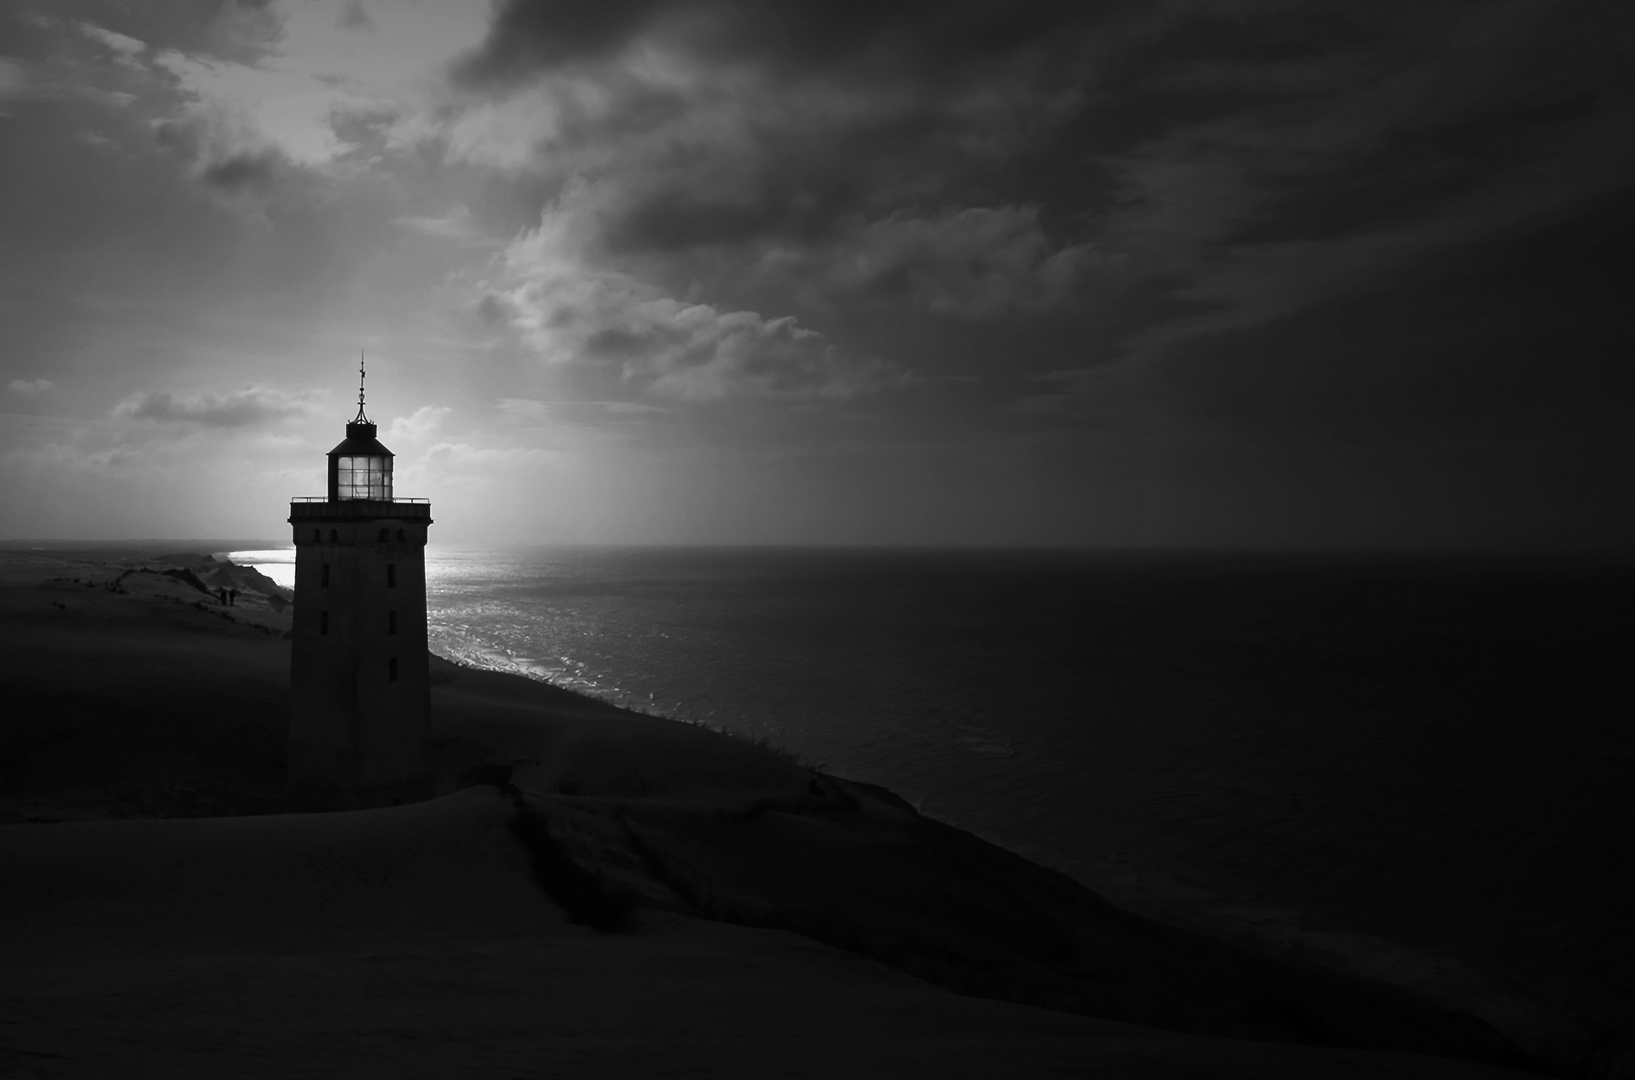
[0,547,1608,1076]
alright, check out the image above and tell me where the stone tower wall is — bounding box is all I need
[288,514,431,810]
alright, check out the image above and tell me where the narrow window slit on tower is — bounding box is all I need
[321,563,330,587]
[319,611,328,636]
[388,657,398,682]
[387,563,396,587]
[378,528,388,542]
[329,529,338,542]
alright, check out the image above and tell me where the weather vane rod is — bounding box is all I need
[354,349,369,424]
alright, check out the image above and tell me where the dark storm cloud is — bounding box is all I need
[328,99,401,150]
[151,111,313,209]
[1020,2,1635,437]
[154,115,270,186]
[458,0,1635,529]
[1149,189,1635,442]
[338,0,373,33]
[449,0,1129,378]
[452,0,1118,253]
[454,0,1101,87]
[737,205,1102,317]
[199,148,283,194]
[491,217,905,401]
[456,1,1633,318]
[20,0,283,66]
[1098,2,1633,261]
[451,0,667,77]
[451,0,1136,402]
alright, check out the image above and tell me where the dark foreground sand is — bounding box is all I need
[0,550,1559,1078]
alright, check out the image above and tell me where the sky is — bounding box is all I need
[1,0,1632,548]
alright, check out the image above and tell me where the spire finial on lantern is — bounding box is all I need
[354,349,369,424]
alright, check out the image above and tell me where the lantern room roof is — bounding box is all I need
[328,420,393,458]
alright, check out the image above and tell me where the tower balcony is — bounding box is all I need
[288,497,433,524]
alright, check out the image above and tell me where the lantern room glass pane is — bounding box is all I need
[336,454,393,500]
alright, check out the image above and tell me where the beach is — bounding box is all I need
[0,547,1582,1077]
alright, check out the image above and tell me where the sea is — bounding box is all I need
[230,544,1634,1059]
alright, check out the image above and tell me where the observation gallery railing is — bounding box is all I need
[288,498,433,521]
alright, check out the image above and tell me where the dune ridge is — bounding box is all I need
[0,549,1574,1077]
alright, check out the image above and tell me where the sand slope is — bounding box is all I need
[1,789,1538,1080]
[0,550,1548,1077]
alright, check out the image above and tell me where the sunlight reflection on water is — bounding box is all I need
[226,548,295,589]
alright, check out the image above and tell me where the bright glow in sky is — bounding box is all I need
[2,0,1633,547]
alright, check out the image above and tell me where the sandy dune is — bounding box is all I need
[0,550,1548,1077]
[0,790,1537,1080]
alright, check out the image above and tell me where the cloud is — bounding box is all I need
[386,405,451,442]
[0,53,143,117]
[758,205,1102,316]
[0,56,30,115]
[8,378,55,398]
[1104,66,1635,370]
[393,203,487,245]
[423,441,551,466]
[77,22,147,65]
[495,398,551,422]
[453,0,1104,89]
[492,194,905,401]
[953,0,1635,430]
[427,0,1113,264]
[497,398,669,421]
[4,440,147,476]
[1102,5,1634,274]
[1017,179,1635,445]
[451,0,678,82]
[622,304,856,402]
[338,1,374,33]
[198,146,284,194]
[153,49,345,168]
[139,1,489,184]
[112,386,314,427]
[152,107,305,205]
[474,293,511,326]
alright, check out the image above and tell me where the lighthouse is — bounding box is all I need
[287,360,433,810]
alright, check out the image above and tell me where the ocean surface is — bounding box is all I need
[231,544,1634,1050]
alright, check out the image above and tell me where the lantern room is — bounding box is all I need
[326,359,393,501]
[327,421,393,501]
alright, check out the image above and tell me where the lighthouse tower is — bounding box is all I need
[287,360,433,810]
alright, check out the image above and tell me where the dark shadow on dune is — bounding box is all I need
[482,768,636,933]
[463,754,1548,1077]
